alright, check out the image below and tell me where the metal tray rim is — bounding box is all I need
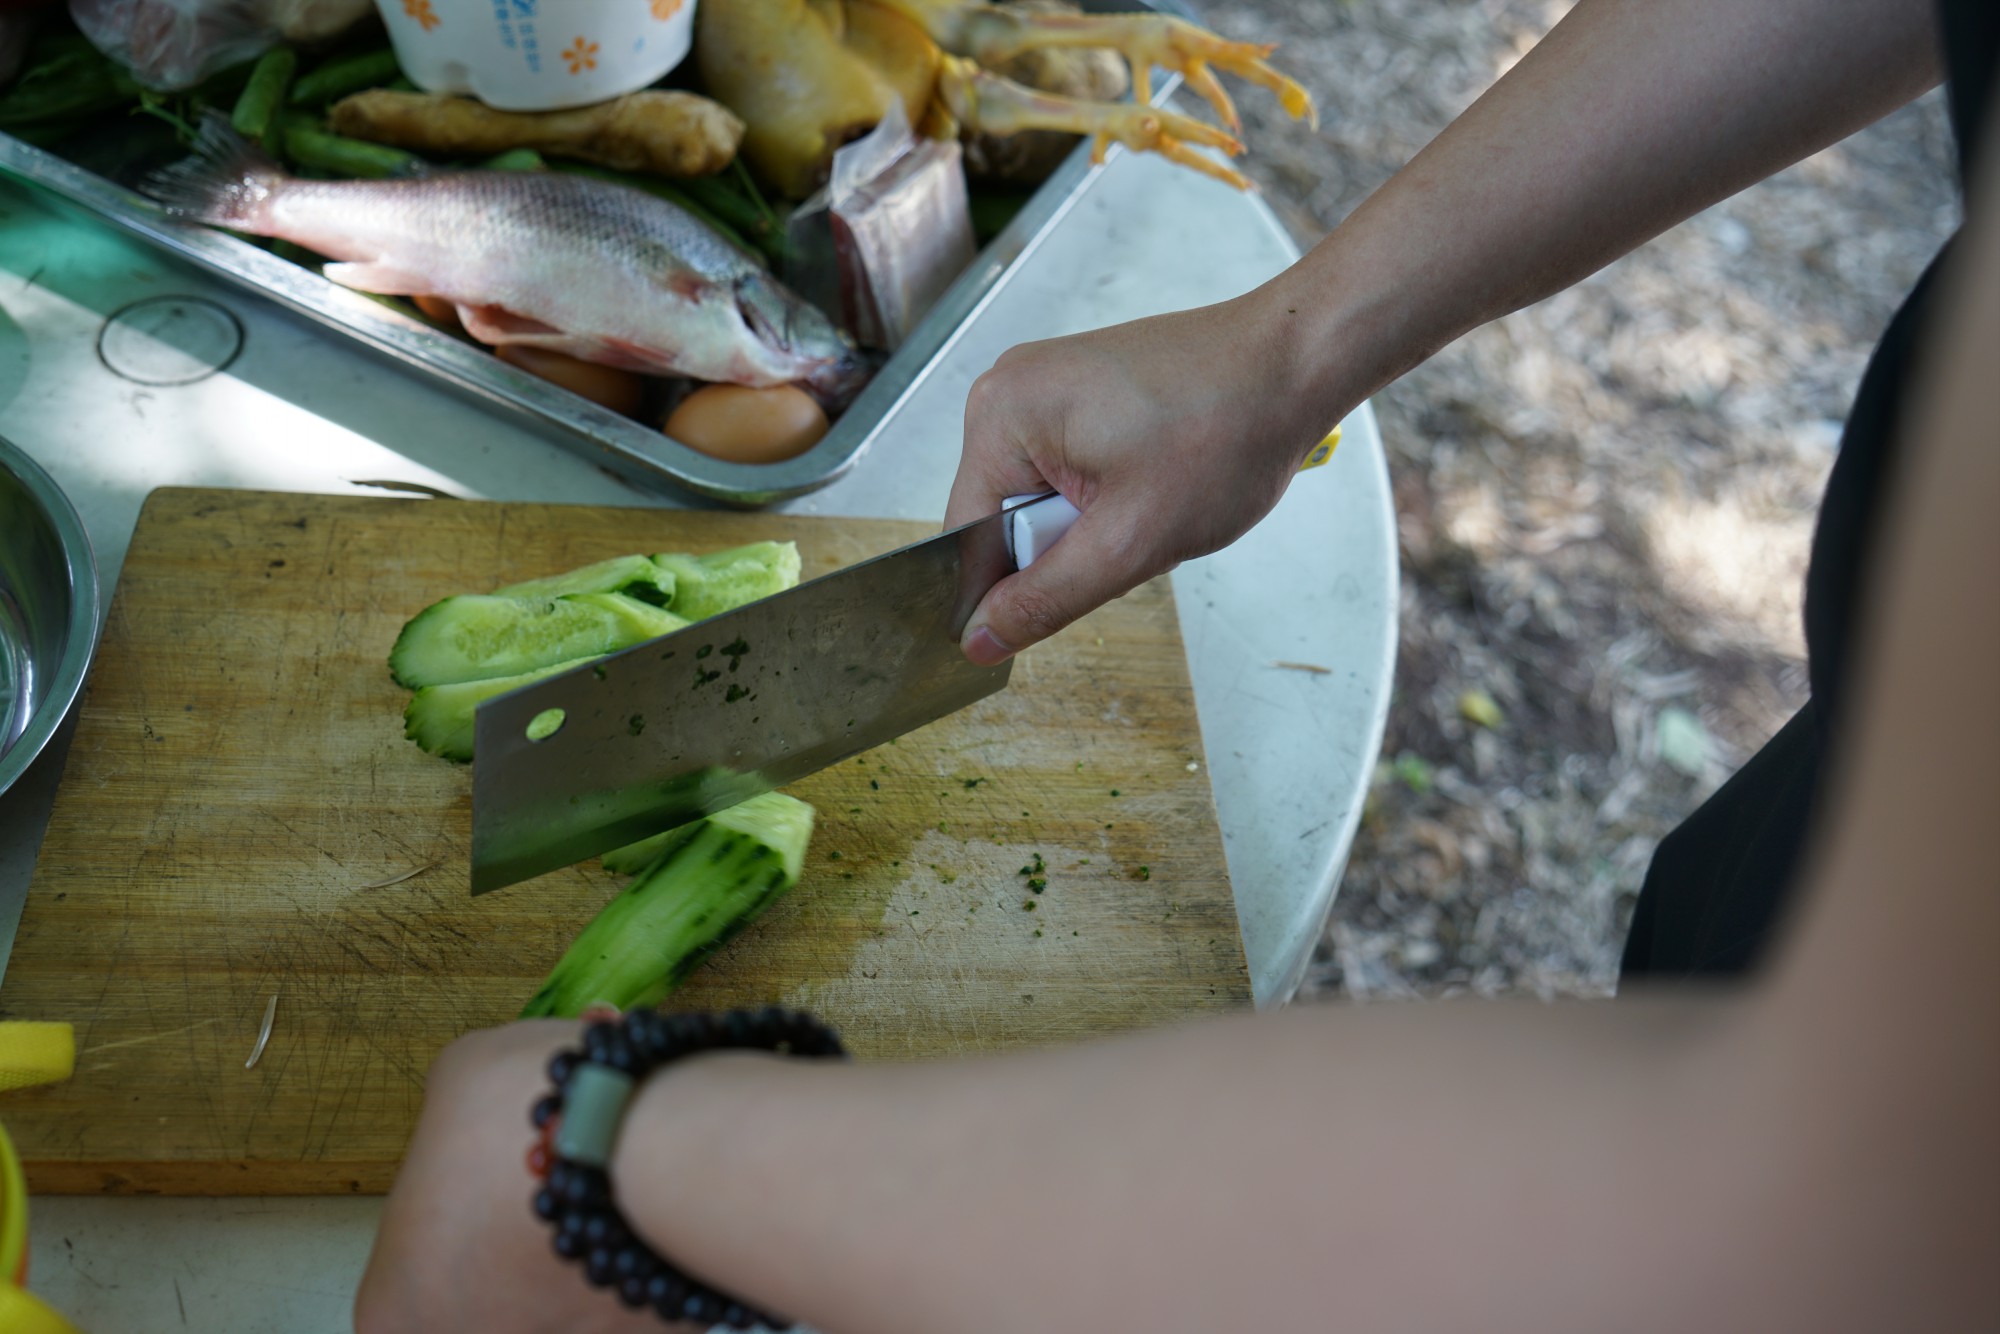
[0,35,1182,508]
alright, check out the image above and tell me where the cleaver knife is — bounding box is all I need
[469,493,1082,894]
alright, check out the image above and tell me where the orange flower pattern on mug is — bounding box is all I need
[650,0,684,18]
[562,36,598,73]
[402,0,439,32]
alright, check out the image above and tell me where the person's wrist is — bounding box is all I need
[1241,229,1446,461]
[528,1008,844,1329]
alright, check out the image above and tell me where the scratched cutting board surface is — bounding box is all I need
[0,488,1245,1193]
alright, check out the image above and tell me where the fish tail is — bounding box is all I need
[141,112,289,231]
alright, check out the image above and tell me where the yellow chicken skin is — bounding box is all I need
[694,0,1315,199]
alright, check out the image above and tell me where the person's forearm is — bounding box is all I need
[612,998,1771,1333]
[1255,0,1942,428]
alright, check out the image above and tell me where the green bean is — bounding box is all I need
[0,41,141,128]
[230,48,297,142]
[282,124,423,178]
[675,174,782,249]
[481,148,546,172]
[288,50,404,106]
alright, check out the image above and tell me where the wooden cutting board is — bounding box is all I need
[0,489,1246,1193]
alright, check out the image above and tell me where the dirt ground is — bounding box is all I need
[1194,0,1963,999]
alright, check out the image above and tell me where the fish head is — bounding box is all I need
[733,272,874,411]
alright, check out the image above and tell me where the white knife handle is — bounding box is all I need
[1003,492,1082,569]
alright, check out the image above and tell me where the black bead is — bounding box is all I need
[720,1300,753,1329]
[617,1274,650,1309]
[601,1033,637,1073]
[552,1229,585,1260]
[547,1049,578,1088]
[648,1272,688,1316]
[582,1020,618,1064]
[557,1209,588,1238]
[721,1009,754,1044]
[531,1187,560,1221]
[612,1243,650,1280]
[682,1291,721,1325]
[530,1093,562,1130]
[584,1245,617,1287]
[560,1166,607,1207]
[625,1008,663,1053]
[581,1212,627,1249]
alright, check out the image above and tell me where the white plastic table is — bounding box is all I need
[0,144,1395,1331]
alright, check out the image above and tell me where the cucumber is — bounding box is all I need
[493,555,674,606]
[520,792,815,1018]
[600,822,704,876]
[402,657,599,762]
[389,591,688,689]
[651,541,801,621]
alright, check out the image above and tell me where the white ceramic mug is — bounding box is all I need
[376,0,698,112]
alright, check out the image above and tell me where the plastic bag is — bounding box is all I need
[69,0,371,90]
[785,102,976,351]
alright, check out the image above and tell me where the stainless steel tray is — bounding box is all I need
[0,8,1185,507]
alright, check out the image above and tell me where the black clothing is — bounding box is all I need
[1620,1,1994,978]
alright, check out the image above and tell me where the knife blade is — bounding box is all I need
[469,493,1081,894]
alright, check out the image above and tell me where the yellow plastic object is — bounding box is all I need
[0,1024,74,1093]
[1,1119,24,1285]
[0,1286,83,1334]
[0,1122,80,1331]
[1300,425,1342,471]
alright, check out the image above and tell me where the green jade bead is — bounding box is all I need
[554,1063,637,1168]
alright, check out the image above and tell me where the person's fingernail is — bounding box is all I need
[963,624,1016,666]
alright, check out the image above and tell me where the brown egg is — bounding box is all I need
[411,294,461,329]
[495,344,648,418]
[664,384,830,464]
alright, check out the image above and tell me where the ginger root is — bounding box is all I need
[328,89,745,179]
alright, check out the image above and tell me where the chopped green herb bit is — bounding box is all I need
[870,779,880,790]
[828,850,841,861]
[1033,929,1043,937]
[1023,900,1037,912]
[1110,789,1120,797]
[963,777,986,789]
[695,645,712,659]
[1027,878,1046,893]
[1137,866,1151,880]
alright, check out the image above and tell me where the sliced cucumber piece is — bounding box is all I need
[403,657,597,762]
[600,822,704,876]
[389,591,689,689]
[493,555,675,607]
[651,541,801,621]
[521,791,815,1018]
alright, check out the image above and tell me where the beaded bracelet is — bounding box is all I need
[528,1005,849,1330]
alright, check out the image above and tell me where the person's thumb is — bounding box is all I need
[960,504,1154,664]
